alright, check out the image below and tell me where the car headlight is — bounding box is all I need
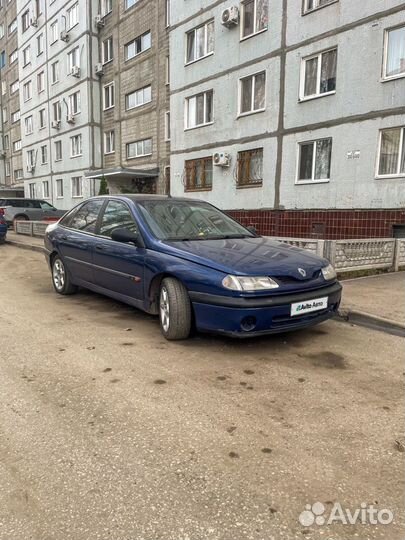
[321,264,337,281]
[222,275,279,292]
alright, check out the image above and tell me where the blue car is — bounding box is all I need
[44,195,341,340]
[0,212,7,244]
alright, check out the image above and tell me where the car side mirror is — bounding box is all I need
[247,225,258,236]
[111,228,140,246]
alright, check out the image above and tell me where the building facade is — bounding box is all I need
[0,0,24,197]
[169,0,405,238]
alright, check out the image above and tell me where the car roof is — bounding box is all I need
[106,194,206,204]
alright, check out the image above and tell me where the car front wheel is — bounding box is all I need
[52,255,77,295]
[159,278,192,340]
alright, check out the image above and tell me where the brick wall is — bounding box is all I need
[227,209,405,239]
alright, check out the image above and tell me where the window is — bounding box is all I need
[186,20,214,64]
[22,10,30,32]
[185,90,213,129]
[10,80,19,94]
[8,18,17,35]
[300,48,337,100]
[67,2,79,29]
[56,178,64,198]
[239,71,265,115]
[165,0,170,27]
[5,161,10,176]
[22,45,31,67]
[1,81,6,95]
[0,50,5,70]
[384,25,405,80]
[125,85,151,110]
[241,0,268,39]
[100,200,138,237]
[43,181,50,198]
[165,111,170,141]
[104,130,115,154]
[41,145,48,164]
[2,108,6,123]
[39,108,46,128]
[165,55,170,85]
[103,82,115,110]
[237,148,263,187]
[37,33,44,55]
[71,176,83,198]
[102,36,113,64]
[68,91,81,115]
[37,71,45,92]
[51,61,59,83]
[27,149,35,168]
[185,157,213,191]
[70,134,82,157]
[11,110,20,123]
[24,115,33,135]
[10,49,17,64]
[50,20,58,43]
[3,135,9,149]
[14,169,23,181]
[0,24,4,39]
[125,31,151,60]
[126,138,152,159]
[377,127,405,177]
[53,101,61,122]
[23,81,32,102]
[67,47,79,72]
[55,140,62,161]
[68,199,104,231]
[125,0,139,9]
[13,139,22,152]
[303,0,337,14]
[297,138,332,183]
[29,183,36,198]
[101,0,112,16]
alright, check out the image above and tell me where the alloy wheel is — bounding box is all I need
[160,286,170,332]
[53,259,65,291]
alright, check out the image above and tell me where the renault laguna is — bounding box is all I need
[44,195,342,340]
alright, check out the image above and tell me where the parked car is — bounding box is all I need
[0,198,66,227]
[0,212,7,243]
[44,195,342,340]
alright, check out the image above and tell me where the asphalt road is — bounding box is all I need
[0,245,404,540]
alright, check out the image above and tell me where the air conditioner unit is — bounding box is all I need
[221,6,239,27]
[51,120,61,129]
[60,30,69,42]
[71,65,81,77]
[95,63,104,76]
[95,14,104,28]
[26,165,35,173]
[213,152,231,167]
[66,114,75,124]
[30,17,38,27]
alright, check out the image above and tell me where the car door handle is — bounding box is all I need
[60,235,67,241]
[95,245,105,251]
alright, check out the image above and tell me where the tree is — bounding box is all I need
[98,177,109,195]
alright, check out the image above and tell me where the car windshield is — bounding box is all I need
[136,199,254,241]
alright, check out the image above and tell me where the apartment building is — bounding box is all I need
[0,0,24,196]
[85,0,170,196]
[169,0,405,238]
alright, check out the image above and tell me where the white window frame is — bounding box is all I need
[101,0,112,16]
[382,25,405,82]
[37,71,45,93]
[125,85,151,110]
[23,80,32,102]
[10,80,19,94]
[165,111,170,141]
[67,46,79,73]
[124,31,151,61]
[8,18,17,35]
[50,20,58,44]
[102,36,113,64]
[40,145,48,165]
[103,82,115,110]
[21,10,30,32]
[299,47,337,101]
[37,33,44,56]
[238,71,266,116]
[240,0,268,41]
[42,180,50,198]
[126,138,152,159]
[11,110,20,123]
[185,90,214,130]
[295,138,332,185]
[376,127,405,179]
[29,183,36,198]
[70,134,82,157]
[22,45,31,67]
[51,61,59,84]
[68,90,81,115]
[55,141,62,161]
[5,161,10,176]
[13,139,22,152]
[39,108,46,129]
[71,176,83,198]
[125,0,139,10]
[24,115,33,135]
[67,2,79,30]
[302,0,338,15]
[56,178,64,198]
[10,49,18,64]
[104,130,115,154]
[185,20,214,65]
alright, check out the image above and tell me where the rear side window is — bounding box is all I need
[68,199,104,233]
[99,200,138,238]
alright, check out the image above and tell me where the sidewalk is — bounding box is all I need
[5,231,45,253]
[340,272,405,336]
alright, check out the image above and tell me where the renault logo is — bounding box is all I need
[298,268,307,277]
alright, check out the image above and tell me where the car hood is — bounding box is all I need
[160,236,327,279]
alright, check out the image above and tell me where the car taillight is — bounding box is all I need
[0,218,5,225]
[0,208,5,215]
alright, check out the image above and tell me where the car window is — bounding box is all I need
[69,199,104,233]
[99,200,138,238]
[40,201,55,210]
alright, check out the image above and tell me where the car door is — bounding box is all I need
[39,201,59,220]
[57,199,104,284]
[92,199,145,303]
[25,200,43,221]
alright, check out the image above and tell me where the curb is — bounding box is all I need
[5,239,45,254]
[338,308,405,338]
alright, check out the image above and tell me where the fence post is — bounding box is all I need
[317,240,325,258]
[324,240,337,266]
[393,239,400,272]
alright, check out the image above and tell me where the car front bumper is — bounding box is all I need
[189,281,342,337]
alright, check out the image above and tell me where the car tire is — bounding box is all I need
[52,255,77,295]
[159,278,192,340]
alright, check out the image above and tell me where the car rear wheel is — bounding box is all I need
[159,278,192,340]
[52,256,77,295]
